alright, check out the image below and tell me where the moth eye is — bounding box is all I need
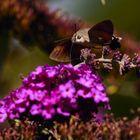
[76,35,81,39]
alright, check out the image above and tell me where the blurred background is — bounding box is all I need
[0,0,140,117]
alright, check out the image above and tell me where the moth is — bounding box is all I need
[49,20,121,63]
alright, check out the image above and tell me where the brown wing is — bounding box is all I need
[88,20,113,44]
[49,40,84,64]
[49,45,71,62]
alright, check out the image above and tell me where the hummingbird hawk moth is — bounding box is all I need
[49,20,121,63]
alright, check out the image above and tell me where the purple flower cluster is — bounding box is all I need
[132,53,140,67]
[81,48,140,76]
[0,64,109,123]
[113,51,123,61]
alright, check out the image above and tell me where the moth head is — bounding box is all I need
[72,33,85,43]
[71,28,90,44]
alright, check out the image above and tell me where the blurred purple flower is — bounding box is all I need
[0,64,109,123]
[118,54,131,75]
[0,108,7,123]
[30,104,41,115]
[113,51,123,61]
[132,53,140,67]
[103,47,112,56]
[41,108,55,119]
[132,53,140,77]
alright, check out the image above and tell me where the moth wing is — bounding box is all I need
[88,20,113,43]
[49,45,71,62]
